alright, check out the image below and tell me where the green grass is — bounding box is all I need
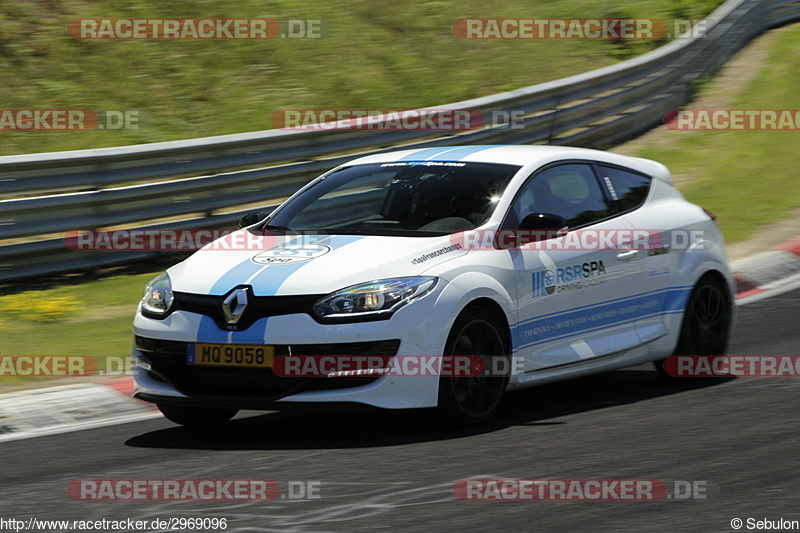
[0,0,721,155]
[631,24,800,242]
[0,271,155,386]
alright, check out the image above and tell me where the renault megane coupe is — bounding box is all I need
[132,145,734,427]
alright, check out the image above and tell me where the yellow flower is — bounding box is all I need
[0,293,84,322]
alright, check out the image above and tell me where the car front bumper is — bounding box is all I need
[132,284,460,410]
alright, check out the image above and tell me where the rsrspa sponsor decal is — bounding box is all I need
[532,260,606,297]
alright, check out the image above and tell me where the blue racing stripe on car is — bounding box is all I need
[425,145,505,161]
[514,286,693,350]
[516,286,692,327]
[208,234,304,295]
[196,235,365,342]
[520,315,641,351]
[195,317,269,344]
[397,148,458,161]
[196,315,233,343]
[248,234,365,296]
[664,287,691,312]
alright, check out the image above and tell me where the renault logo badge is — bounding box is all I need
[222,287,249,325]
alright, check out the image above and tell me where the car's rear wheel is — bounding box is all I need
[438,307,510,426]
[156,404,238,427]
[654,274,732,379]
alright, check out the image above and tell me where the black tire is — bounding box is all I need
[654,274,732,379]
[437,307,510,427]
[156,403,238,427]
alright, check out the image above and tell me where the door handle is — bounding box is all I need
[616,250,639,260]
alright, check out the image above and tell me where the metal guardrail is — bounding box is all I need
[1,0,798,283]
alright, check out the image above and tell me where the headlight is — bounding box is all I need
[141,272,174,315]
[313,277,437,321]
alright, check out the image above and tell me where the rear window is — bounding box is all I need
[596,165,652,213]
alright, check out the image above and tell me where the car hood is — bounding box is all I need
[167,230,468,296]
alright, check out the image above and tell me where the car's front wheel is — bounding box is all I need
[156,404,239,427]
[654,273,732,378]
[437,306,510,426]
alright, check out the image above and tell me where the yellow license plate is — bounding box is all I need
[188,344,275,368]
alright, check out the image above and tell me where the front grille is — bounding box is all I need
[135,336,400,399]
[168,292,325,330]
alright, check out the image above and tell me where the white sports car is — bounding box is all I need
[132,145,734,426]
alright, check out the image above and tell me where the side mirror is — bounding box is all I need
[238,211,268,229]
[496,212,567,249]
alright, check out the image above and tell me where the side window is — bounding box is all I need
[596,165,652,213]
[511,164,612,228]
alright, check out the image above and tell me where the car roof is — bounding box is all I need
[345,145,673,183]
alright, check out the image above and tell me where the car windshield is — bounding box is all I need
[267,161,520,236]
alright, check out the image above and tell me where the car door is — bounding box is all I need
[507,162,645,372]
[592,164,680,345]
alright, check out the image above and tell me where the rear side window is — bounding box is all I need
[596,165,652,213]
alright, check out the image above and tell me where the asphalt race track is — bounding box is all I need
[1,288,798,532]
